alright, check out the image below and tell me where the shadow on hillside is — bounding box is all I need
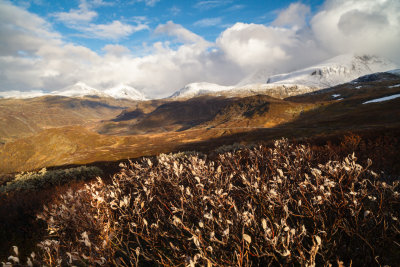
[174,96,400,153]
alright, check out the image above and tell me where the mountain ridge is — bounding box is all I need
[169,54,398,100]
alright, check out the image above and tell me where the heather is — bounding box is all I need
[3,138,399,266]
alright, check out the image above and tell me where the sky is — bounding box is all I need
[0,0,400,98]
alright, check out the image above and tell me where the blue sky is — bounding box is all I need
[1,0,399,97]
[18,0,323,54]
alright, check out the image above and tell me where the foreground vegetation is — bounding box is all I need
[0,166,102,193]
[2,137,399,266]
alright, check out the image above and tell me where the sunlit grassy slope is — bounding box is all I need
[0,95,141,143]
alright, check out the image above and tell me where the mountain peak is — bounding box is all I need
[52,82,108,98]
[104,84,147,101]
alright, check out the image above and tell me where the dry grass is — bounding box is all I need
[0,96,139,143]
[3,138,399,266]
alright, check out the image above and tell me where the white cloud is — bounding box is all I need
[53,1,147,40]
[133,0,160,7]
[81,20,149,40]
[216,23,295,71]
[272,2,310,29]
[90,0,115,7]
[53,8,97,24]
[155,21,209,45]
[193,17,222,27]
[102,44,131,56]
[194,0,233,10]
[169,6,181,16]
[311,0,400,62]
[53,0,98,24]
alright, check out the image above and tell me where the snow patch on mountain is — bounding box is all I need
[170,82,317,99]
[104,84,147,100]
[235,68,275,87]
[52,82,108,98]
[169,82,234,98]
[388,69,400,76]
[363,94,400,104]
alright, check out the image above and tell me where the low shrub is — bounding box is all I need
[0,166,103,193]
[3,139,400,266]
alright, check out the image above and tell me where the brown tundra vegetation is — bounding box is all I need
[2,137,399,266]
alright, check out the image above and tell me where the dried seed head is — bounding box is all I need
[243,234,251,244]
[261,218,267,230]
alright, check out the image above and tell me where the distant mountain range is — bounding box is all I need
[0,54,398,101]
[0,83,147,101]
[169,54,398,99]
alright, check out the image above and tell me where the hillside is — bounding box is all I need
[0,96,138,143]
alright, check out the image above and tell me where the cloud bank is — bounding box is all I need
[0,0,399,98]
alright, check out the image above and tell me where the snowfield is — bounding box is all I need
[362,94,400,104]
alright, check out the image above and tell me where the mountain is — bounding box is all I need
[266,54,397,88]
[52,82,108,98]
[0,90,47,99]
[1,82,147,101]
[235,68,275,87]
[104,84,146,101]
[169,82,234,99]
[170,54,398,100]
[0,95,139,143]
[169,81,316,99]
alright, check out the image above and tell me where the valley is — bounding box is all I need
[1,70,399,175]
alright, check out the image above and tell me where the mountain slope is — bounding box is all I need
[1,82,147,101]
[0,96,138,143]
[267,54,397,88]
[169,82,316,100]
[104,84,147,100]
[52,82,108,98]
[170,54,397,100]
[169,82,234,99]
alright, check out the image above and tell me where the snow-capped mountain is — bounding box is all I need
[51,82,147,100]
[169,82,234,98]
[266,54,397,88]
[235,68,275,87]
[0,90,47,99]
[388,69,400,76]
[104,84,146,101]
[169,82,316,99]
[170,54,398,100]
[52,82,109,98]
